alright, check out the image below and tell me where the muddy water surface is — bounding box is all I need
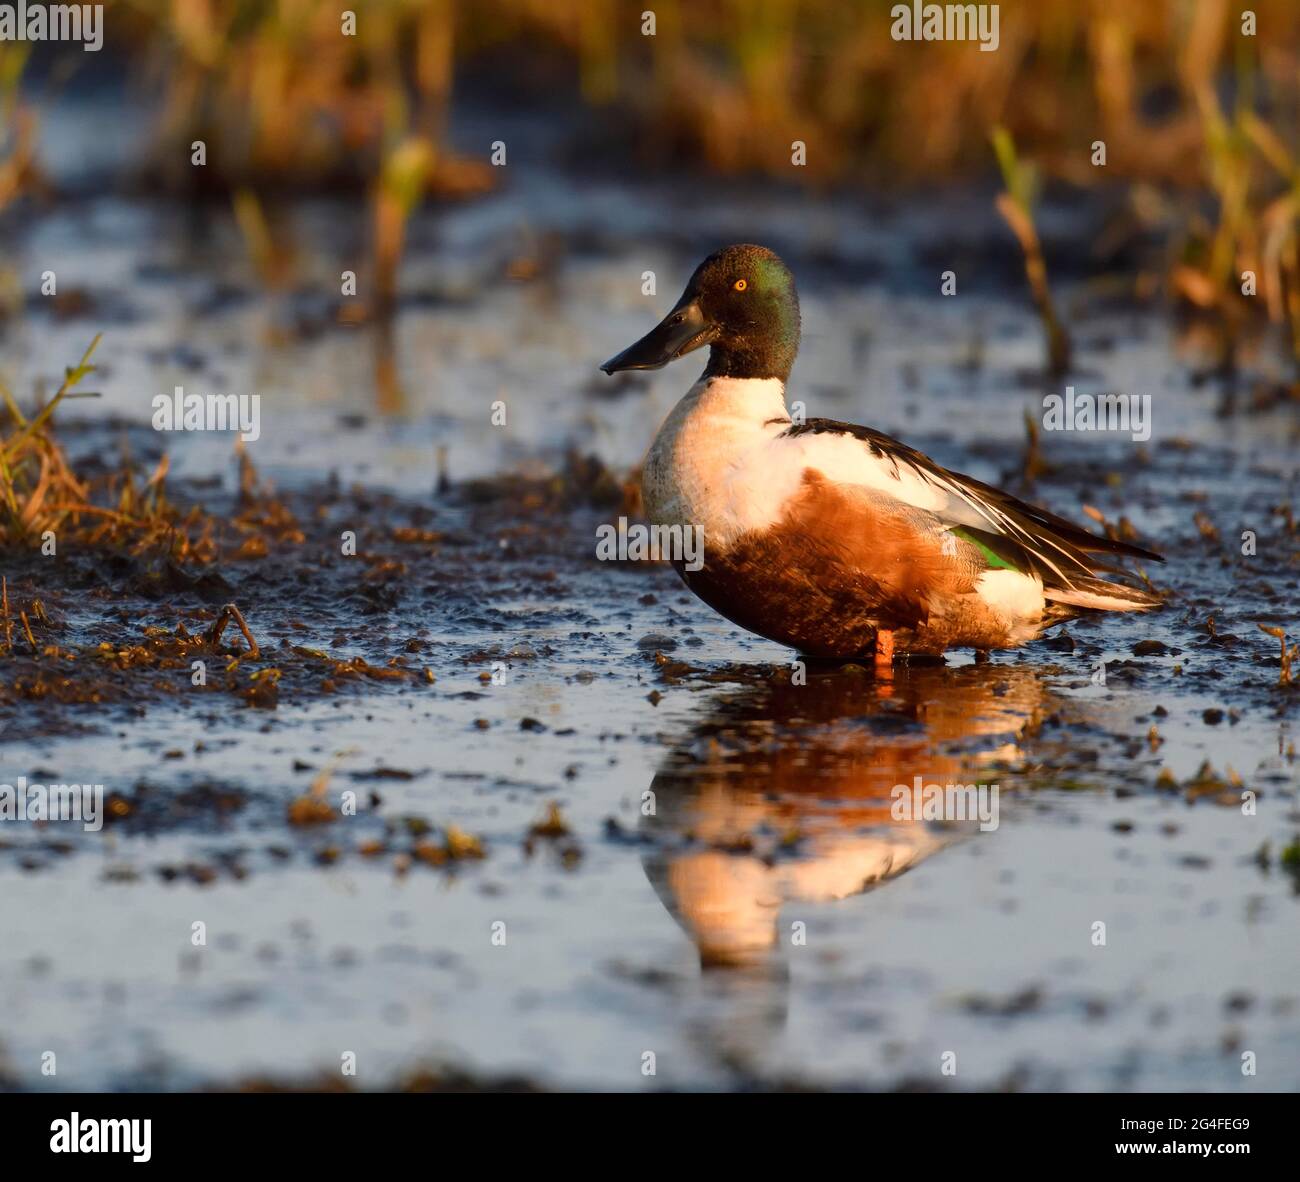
[1,159,1297,1091]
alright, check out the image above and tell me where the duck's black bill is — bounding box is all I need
[600,300,713,374]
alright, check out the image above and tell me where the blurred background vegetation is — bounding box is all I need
[60,0,1299,187]
[1,0,1298,356]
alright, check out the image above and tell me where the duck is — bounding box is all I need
[601,244,1163,667]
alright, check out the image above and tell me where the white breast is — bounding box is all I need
[641,377,792,550]
[641,376,955,551]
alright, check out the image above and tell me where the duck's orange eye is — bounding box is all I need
[733,279,747,291]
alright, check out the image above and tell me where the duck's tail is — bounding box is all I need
[1044,577,1163,613]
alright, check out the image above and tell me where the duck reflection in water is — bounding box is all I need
[641,661,1052,972]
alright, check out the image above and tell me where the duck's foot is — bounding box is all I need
[874,629,895,671]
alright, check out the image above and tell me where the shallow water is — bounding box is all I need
[1,147,1298,1090]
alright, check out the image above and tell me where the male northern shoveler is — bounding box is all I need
[601,244,1163,667]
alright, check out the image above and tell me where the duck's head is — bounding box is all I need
[601,244,801,382]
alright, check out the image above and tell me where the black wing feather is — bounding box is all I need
[780,419,1164,589]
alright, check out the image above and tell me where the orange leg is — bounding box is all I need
[874,629,895,671]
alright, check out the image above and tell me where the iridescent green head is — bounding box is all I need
[601,245,801,382]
